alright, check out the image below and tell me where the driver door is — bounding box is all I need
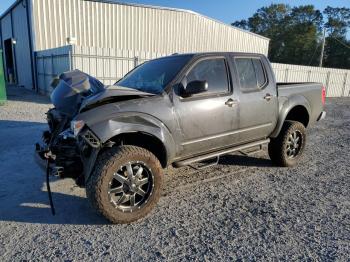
[172,56,240,158]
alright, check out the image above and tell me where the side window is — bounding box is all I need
[252,59,267,87]
[186,58,229,94]
[235,57,267,90]
[235,58,257,90]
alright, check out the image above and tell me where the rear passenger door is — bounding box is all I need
[232,55,278,143]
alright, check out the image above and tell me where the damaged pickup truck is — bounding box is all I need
[35,52,326,224]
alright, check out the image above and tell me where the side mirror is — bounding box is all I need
[181,80,208,96]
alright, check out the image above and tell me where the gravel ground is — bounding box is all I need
[0,86,349,261]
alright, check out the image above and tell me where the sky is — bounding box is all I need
[1,0,349,35]
[116,0,350,24]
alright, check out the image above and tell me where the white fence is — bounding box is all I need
[272,63,350,97]
[35,45,166,94]
[35,45,350,97]
[72,46,167,85]
[35,46,72,94]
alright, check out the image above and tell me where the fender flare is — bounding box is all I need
[87,112,176,166]
[270,95,311,138]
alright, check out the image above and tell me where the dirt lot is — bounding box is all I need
[0,86,349,261]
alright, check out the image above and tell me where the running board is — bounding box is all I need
[239,144,264,156]
[189,156,220,170]
[173,139,270,168]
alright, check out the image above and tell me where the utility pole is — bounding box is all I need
[319,28,326,67]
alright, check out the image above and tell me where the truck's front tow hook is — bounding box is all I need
[51,166,64,177]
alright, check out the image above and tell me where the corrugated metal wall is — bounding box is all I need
[30,0,269,55]
[0,1,33,89]
[272,63,350,97]
[0,13,12,42]
[11,2,33,89]
[1,12,13,83]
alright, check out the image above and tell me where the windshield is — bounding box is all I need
[116,55,193,94]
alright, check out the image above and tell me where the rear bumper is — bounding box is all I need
[317,111,326,121]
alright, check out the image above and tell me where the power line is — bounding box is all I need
[333,37,350,49]
[308,42,320,65]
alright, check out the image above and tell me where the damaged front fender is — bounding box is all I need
[80,111,176,166]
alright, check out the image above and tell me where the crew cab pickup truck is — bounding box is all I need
[35,52,326,223]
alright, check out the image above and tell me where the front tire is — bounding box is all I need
[86,145,163,224]
[268,120,306,167]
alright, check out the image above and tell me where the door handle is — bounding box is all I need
[264,93,273,101]
[225,98,237,107]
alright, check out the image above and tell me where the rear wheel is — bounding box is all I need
[268,120,306,167]
[86,145,163,224]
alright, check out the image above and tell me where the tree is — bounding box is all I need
[323,37,350,69]
[231,19,249,30]
[280,5,323,65]
[232,4,289,62]
[323,6,350,37]
[232,4,323,66]
[232,4,350,69]
[323,6,350,69]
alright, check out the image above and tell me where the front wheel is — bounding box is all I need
[268,120,306,167]
[86,145,163,224]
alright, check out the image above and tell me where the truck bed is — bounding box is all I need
[277,82,324,126]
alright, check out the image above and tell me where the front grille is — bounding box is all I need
[82,130,100,148]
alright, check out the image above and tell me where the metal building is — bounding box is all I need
[0,0,269,90]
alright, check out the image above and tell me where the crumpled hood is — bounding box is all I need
[79,85,156,112]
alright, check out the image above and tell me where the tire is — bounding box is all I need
[86,145,163,224]
[268,120,306,167]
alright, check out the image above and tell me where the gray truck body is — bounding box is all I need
[33,52,326,221]
[75,52,325,171]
